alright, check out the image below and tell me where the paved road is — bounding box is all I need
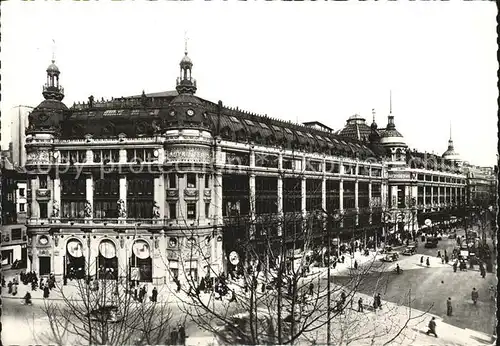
[335,231,496,335]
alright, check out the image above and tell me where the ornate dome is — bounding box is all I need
[442,139,461,161]
[162,94,210,131]
[180,52,193,68]
[27,99,67,135]
[46,60,60,74]
[379,115,406,146]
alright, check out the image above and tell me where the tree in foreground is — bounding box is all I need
[35,259,173,346]
[174,211,431,345]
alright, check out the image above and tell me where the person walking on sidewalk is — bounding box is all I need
[426,257,430,267]
[426,317,438,337]
[420,256,424,265]
[358,297,364,312]
[446,297,452,316]
[354,260,358,270]
[471,288,479,305]
[151,287,158,303]
[308,282,314,296]
[43,285,50,299]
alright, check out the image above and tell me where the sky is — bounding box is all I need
[1,1,497,166]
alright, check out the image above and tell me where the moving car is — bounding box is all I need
[402,246,417,256]
[424,237,439,248]
[382,251,400,262]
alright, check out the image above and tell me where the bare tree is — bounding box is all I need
[36,259,173,346]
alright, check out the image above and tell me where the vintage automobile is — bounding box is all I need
[382,251,400,262]
[402,246,417,256]
[379,246,394,254]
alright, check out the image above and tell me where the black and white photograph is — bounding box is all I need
[0,2,497,345]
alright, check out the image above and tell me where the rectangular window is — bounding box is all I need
[39,202,48,218]
[111,150,119,162]
[39,176,48,189]
[187,203,196,219]
[93,150,102,163]
[11,228,22,241]
[127,149,135,162]
[19,203,25,212]
[60,150,70,164]
[168,173,177,189]
[205,174,210,189]
[205,203,210,219]
[169,203,177,219]
[187,174,197,189]
[283,159,293,170]
[144,149,155,162]
[77,150,86,163]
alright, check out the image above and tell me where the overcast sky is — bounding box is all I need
[1,2,497,166]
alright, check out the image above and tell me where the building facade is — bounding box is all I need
[1,159,28,267]
[24,50,494,284]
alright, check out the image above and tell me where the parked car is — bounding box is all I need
[382,252,400,262]
[402,246,417,256]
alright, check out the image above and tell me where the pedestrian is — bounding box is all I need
[441,256,445,264]
[229,289,236,303]
[444,249,448,258]
[7,281,12,294]
[178,324,186,345]
[426,257,430,267]
[262,282,266,293]
[376,293,382,309]
[420,256,424,265]
[308,282,314,296]
[151,287,158,303]
[43,285,50,299]
[341,291,347,305]
[426,317,438,337]
[437,250,441,258]
[354,260,358,270]
[446,297,452,316]
[358,297,364,312]
[341,255,345,264]
[134,286,138,301]
[23,291,32,305]
[12,283,18,296]
[445,254,449,264]
[396,264,401,274]
[453,261,457,272]
[170,327,178,345]
[471,288,479,305]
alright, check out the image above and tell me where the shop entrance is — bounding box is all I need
[39,257,51,275]
[130,240,152,282]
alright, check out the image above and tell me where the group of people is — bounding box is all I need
[3,271,56,305]
[129,282,158,303]
[169,324,186,345]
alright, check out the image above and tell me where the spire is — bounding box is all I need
[52,39,56,63]
[389,90,392,114]
[448,122,454,149]
[371,108,378,129]
[43,43,64,101]
[449,121,452,141]
[386,90,395,130]
[176,33,197,95]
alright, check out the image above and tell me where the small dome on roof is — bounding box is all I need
[47,60,60,73]
[180,52,192,66]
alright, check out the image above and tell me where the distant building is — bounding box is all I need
[1,158,28,268]
[11,106,31,167]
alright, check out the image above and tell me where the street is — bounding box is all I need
[335,230,496,335]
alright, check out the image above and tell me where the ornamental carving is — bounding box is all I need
[117,199,127,218]
[389,172,411,180]
[52,200,60,218]
[84,200,93,218]
[184,189,199,198]
[36,189,51,199]
[166,190,179,199]
[165,147,211,164]
[152,201,160,219]
[26,150,51,165]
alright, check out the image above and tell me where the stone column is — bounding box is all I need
[301,176,307,216]
[437,185,441,209]
[368,181,373,224]
[321,177,326,212]
[249,174,256,217]
[154,175,165,219]
[119,149,127,164]
[86,174,93,221]
[354,179,359,210]
[119,175,127,220]
[404,185,410,207]
[214,172,223,225]
[86,149,93,163]
[430,185,434,208]
[152,232,167,285]
[391,185,398,209]
[423,185,426,207]
[443,185,447,206]
[30,176,39,219]
[339,179,344,211]
[198,174,205,222]
[53,177,61,219]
